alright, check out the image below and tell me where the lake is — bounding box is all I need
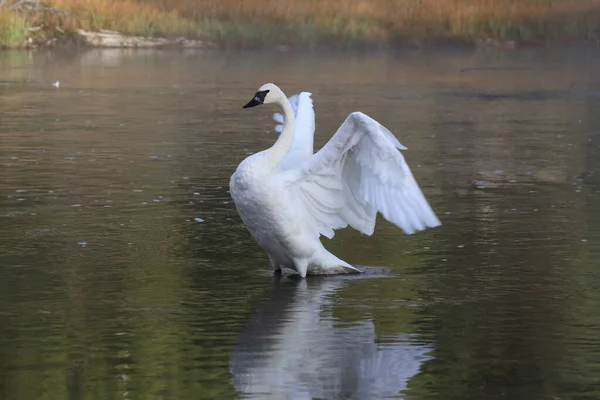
[1,45,600,400]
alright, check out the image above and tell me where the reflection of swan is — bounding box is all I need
[230,276,433,399]
[230,83,441,277]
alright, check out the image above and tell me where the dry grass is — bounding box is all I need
[49,0,196,37]
[144,0,600,44]
[1,0,600,48]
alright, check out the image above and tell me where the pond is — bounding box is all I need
[1,45,600,399]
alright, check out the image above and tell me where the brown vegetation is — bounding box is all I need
[1,0,600,48]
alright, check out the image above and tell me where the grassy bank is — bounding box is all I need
[1,0,600,48]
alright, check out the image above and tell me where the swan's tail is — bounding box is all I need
[306,248,361,276]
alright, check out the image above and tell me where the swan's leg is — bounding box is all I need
[268,254,282,273]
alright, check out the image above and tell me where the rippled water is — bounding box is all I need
[1,46,600,400]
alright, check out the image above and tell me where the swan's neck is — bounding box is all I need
[267,97,295,167]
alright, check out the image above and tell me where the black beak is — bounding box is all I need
[242,89,269,109]
[242,97,262,109]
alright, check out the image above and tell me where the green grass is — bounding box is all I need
[0,12,29,48]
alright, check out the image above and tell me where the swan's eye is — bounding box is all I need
[254,90,270,103]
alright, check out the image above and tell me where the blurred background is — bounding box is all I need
[1,0,600,48]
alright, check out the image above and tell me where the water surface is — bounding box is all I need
[1,46,600,399]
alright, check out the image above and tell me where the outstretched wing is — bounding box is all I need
[273,92,315,171]
[273,94,298,133]
[281,112,440,239]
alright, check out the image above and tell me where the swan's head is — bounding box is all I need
[242,83,283,109]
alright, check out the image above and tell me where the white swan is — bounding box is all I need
[271,91,315,171]
[230,83,441,277]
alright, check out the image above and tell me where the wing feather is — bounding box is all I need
[284,112,440,238]
[274,92,315,171]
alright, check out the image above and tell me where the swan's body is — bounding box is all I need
[230,83,441,277]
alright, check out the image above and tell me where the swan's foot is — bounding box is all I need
[268,254,283,275]
[306,263,362,276]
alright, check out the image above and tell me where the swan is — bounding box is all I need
[271,91,315,171]
[230,83,441,277]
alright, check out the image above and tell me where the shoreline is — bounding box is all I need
[7,28,579,52]
[2,1,600,51]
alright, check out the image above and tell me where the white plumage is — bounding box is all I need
[230,278,433,399]
[272,92,315,171]
[230,83,441,277]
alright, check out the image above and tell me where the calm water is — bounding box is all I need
[1,46,600,400]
